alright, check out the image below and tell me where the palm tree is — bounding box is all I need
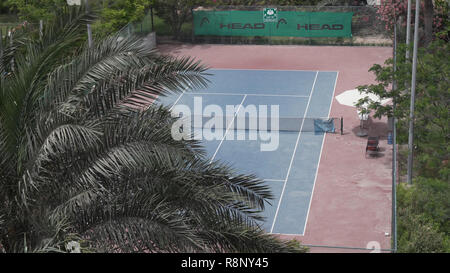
[0,6,304,253]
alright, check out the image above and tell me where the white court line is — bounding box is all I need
[301,71,339,236]
[207,68,339,73]
[209,95,247,163]
[169,91,187,111]
[270,232,304,236]
[263,179,286,182]
[269,71,319,234]
[190,92,309,98]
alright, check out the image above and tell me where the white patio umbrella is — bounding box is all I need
[335,89,391,108]
[336,89,391,136]
[336,88,391,119]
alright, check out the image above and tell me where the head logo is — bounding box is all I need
[263,8,277,23]
[200,17,210,27]
[277,18,287,29]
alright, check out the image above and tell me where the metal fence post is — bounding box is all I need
[392,13,398,253]
[406,0,412,59]
[407,0,420,185]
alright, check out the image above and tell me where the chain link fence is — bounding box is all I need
[117,15,154,38]
[108,5,391,47]
[118,10,156,48]
[116,9,157,49]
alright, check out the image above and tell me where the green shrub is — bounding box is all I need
[397,179,450,253]
[94,0,150,37]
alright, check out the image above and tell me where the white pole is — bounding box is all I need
[39,20,43,39]
[407,0,420,185]
[406,0,412,59]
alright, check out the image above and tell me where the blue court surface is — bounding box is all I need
[156,69,338,235]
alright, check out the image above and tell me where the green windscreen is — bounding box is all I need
[193,10,353,38]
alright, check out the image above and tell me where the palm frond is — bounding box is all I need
[81,196,205,253]
[0,10,304,253]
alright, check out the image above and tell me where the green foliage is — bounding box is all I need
[397,211,449,253]
[399,177,449,234]
[94,0,150,36]
[0,1,10,14]
[4,0,152,36]
[397,179,450,253]
[5,0,68,22]
[431,0,449,42]
[150,0,203,39]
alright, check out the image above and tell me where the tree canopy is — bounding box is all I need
[5,0,68,22]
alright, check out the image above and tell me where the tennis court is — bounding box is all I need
[156,44,394,252]
[157,68,338,235]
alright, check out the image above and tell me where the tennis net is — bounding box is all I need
[179,115,343,134]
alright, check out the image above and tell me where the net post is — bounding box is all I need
[340,117,344,135]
